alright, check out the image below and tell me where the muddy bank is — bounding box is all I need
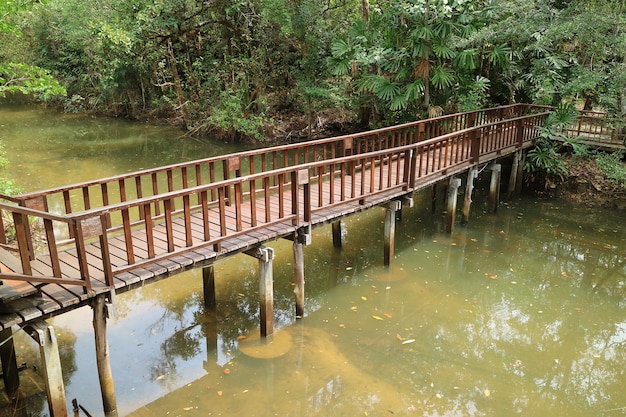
[552,157,626,210]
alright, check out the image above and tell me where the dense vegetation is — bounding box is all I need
[1,0,624,142]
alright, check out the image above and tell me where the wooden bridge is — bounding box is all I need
[0,104,620,416]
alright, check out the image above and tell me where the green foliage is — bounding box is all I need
[207,91,269,142]
[0,62,66,100]
[524,102,579,184]
[0,142,21,196]
[595,152,626,188]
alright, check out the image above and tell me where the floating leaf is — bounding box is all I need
[361,296,367,301]
[184,407,193,411]
[402,339,416,345]
[383,312,393,318]
[372,315,384,321]
[346,267,353,271]
[351,306,358,311]
[223,368,231,375]
[483,389,491,397]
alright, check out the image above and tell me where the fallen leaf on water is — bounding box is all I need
[351,306,358,311]
[217,391,223,396]
[361,296,367,301]
[372,315,384,321]
[183,407,193,411]
[346,267,353,271]
[396,333,404,341]
[402,339,416,345]
[383,312,393,319]
[484,389,491,397]
[223,368,231,375]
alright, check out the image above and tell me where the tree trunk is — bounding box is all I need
[166,39,190,130]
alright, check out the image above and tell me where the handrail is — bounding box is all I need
[0,109,549,294]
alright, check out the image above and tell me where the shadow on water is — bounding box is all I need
[0,105,625,416]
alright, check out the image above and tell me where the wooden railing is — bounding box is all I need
[0,105,549,294]
[567,109,625,145]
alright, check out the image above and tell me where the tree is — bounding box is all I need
[0,0,66,99]
[329,0,495,125]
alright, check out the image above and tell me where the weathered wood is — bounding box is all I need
[446,177,462,233]
[93,294,118,417]
[24,320,67,417]
[0,327,19,398]
[292,231,307,319]
[244,246,274,337]
[488,163,502,213]
[507,151,522,199]
[384,200,401,266]
[461,168,478,225]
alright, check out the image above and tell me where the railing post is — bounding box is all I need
[516,117,525,148]
[470,126,481,163]
[73,218,95,293]
[12,212,33,275]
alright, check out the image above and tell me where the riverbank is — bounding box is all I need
[554,156,626,209]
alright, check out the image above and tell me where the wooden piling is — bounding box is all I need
[0,327,19,398]
[515,151,526,195]
[488,163,502,213]
[446,177,462,233]
[202,265,216,312]
[24,321,67,417]
[461,168,478,226]
[245,246,275,337]
[93,294,118,417]
[332,221,342,249]
[507,151,522,199]
[384,200,402,266]
[293,240,305,319]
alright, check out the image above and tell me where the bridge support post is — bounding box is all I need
[24,320,67,417]
[245,246,275,337]
[384,200,402,266]
[507,151,522,199]
[515,151,526,195]
[293,228,311,319]
[446,177,462,233]
[0,327,20,399]
[202,265,216,312]
[461,168,479,226]
[332,221,342,249]
[93,294,118,417]
[488,163,502,213]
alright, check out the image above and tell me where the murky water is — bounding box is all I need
[1,105,625,417]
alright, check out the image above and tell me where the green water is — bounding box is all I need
[1,105,625,417]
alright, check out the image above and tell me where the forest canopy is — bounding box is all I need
[1,0,625,141]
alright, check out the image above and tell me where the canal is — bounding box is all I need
[1,104,625,417]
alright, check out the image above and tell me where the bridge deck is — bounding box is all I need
[0,103,618,330]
